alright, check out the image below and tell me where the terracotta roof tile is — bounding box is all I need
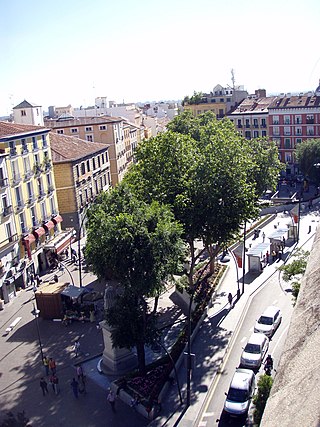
[49,132,110,162]
[0,121,48,138]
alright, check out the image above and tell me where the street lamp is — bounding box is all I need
[32,303,44,361]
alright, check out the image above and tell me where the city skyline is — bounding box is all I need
[1,0,320,116]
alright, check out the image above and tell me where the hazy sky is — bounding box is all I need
[1,0,320,115]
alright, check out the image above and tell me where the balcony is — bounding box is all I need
[26,195,36,206]
[10,147,18,158]
[47,185,54,195]
[0,177,9,188]
[3,205,13,217]
[11,173,21,186]
[237,124,242,128]
[32,144,39,152]
[245,124,250,128]
[33,164,43,177]
[253,124,259,128]
[23,169,33,181]
[15,201,25,213]
[21,146,29,155]
[37,191,46,201]
[272,121,279,125]
[306,118,314,124]
[261,123,267,128]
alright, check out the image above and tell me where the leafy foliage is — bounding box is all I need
[182,91,204,106]
[295,138,320,184]
[85,184,185,374]
[253,374,273,425]
[278,248,309,303]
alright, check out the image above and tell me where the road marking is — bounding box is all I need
[203,412,214,417]
[240,336,247,343]
[272,324,289,354]
[272,299,278,305]
[198,422,207,426]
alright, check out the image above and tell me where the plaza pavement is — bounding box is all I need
[0,205,319,427]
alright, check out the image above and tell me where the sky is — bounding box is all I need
[1,0,320,115]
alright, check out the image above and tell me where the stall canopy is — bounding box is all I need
[61,285,89,300]
[268,228,289,241]
[246,242,270,257]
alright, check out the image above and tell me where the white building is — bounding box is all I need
[13,100,44,126]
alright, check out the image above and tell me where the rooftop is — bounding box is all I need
[0,121,48,139]
[49,132,110,162]
[44,115,124,128]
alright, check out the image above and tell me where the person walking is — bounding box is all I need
[107,389,116,412]
[52,375,60,395]
[43,356,49,376]
[262,231,266,242]
[40,378,49,396]
[76,364,85,384]
[36,274,41,287]
[53,274,58,283]
[49,358,56,375]
[228,292,233,308]
[71,378,79,399]
[74,340,80,357]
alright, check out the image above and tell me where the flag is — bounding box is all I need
[290,204,299,224]
[233,243,243,268]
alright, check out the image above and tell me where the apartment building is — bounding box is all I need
[0,121,66,301]
[44,116,132,186]
[183,84,248,118]
[49,132,111,234]
[268,85,320,175]
[0,152,19,303]
[228,95,277,139]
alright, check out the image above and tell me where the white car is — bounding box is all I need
[240,333,269,369]
[224,368,255,418]
[254,306,282,338]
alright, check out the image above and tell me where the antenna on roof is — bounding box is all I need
[231,69,235,90]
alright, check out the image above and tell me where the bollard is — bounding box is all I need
[308,225,311,234]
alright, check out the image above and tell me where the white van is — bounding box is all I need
[240,333,269,369]
[224,368,255,418]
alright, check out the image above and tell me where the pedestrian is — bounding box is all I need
[65,248,69,259]
[282,236,286,249]
[49,358,56,374]
[76,364,85,383]
[53,274,58,283]
[53,375,60,395]
[43,356,49,376]
[71,378,79,399]
[96,323,101,333]
[74,340,80,357]
[49,374,55,392]
[266,251,269,264]
[40,377,49,396]
[272,250,277,262]
[30,273,35,287]
[262,232,265,242]
[36,274,41,287]
[107,389,116,412]
[228,292,233,308]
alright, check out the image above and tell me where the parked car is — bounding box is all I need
[240,333,269,369]
[223,368,255,419]
[254,306,282,338]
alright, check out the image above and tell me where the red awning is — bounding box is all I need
[44,220,55,230]
[24,234,36,244]
[33,227,46,239]
[56,237,72,254]
[52,214,63,224]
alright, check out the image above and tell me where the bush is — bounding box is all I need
[253,374,273,425]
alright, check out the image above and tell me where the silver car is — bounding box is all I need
[240,333,269,369]
[254,306,282,338]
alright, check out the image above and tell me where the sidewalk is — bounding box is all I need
[149,209,319,427]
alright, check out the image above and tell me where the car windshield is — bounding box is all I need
[244,343,261,354]
[227,387,249,403]
[258,316,273,325]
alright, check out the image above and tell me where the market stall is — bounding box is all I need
[246,242,270,273]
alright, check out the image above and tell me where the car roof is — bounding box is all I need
[261,306,280,317]
[230,369,254,390]
[247,333,267,345]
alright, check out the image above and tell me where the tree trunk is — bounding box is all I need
[152,295,159,314]
[136,340,146,376]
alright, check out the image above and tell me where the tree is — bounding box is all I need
[295,138,320,185]
[253,374,273,425]
[278,248,309,303]
[182,91,203,106]
[84,184,185,375]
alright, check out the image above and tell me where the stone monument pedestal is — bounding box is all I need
[99,321,137,375]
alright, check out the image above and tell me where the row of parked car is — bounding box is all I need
[223,306,282,420]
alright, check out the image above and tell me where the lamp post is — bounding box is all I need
[32,303,44,361]
[58,261,75,286]
[77,206,90,288]
[242,222,247,295]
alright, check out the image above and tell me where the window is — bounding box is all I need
[86,135,93,142]
[86,160,90,171]
[295,115,301,124]
[218,109,224,117]
[284,115,290,125]
[32,136,38,150]
[284,139,291,149]
[295,127,302,135]
[36,108,39,116]
[220,98,224,102]
[253,119,258,128]
[253,131,259,138]
[98,156,101,168]
[105,152,109,163]
[19,213,27,233]
[237,119,242,128]
[27,181,34,200]
[284,127,290,136]
[31,206,37,227]
[307,126,314,136]
[262,130,267,137]
[21,110,26,117]
[226,98,231,102]
[273,138,281,147]
[245,131,251,139]
[99,125,106,131]
[76,165,80,178]
[85,126,93,132]
[81,163,86,175]
[272,116,279,125]
[285,153,292,163]
[296,138,302,144]
[210,99,216,103]
[261,118,266,127]
[306,115,314,124]
[71,128,78,133]
[245,119,250,128]
[40,202,46,220]
[57,129,64,134]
